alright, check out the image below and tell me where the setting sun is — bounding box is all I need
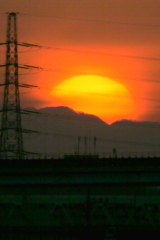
[51,75,135,123]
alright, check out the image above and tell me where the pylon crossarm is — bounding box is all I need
[23,64,42,69]
[22,129,38,134]
[0,109,17,112]
[22,109,39,114]
[0,110,38,116]
[23,151,40,155]
[18,65,30,69]
[18,83,38,88]
[0,83,18,86]
[0,64,26,68]
[0,65,7,67]
[1,64,42,70]
[1,42,41,48]
[18,64,42,70]
[18,42,41,48]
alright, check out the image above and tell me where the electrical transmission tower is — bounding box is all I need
[0,12,24,159]
[0,12,38,159]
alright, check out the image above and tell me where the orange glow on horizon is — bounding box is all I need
[51,75,135,123]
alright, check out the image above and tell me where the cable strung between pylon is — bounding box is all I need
[18,42,160,62]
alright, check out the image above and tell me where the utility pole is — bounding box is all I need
[84,136,87,155]
[93,136,96,155]
[77,136,81,155]
[0,12,24,159]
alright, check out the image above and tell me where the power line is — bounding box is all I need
[22,128,160,148]
[1,65,159,102]
[20,13,160,28]
[51,87,160,102]
[21,110,160,128]
[19,42,160,62]
[53,48,160,62]
[26,84,160,103]
[0,74,155,102]
[1,67,160,85]
[1,64,158,84]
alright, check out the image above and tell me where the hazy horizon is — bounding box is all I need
[16,106,160,157]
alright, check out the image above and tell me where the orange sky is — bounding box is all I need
[17,44,157,123]
[0,0,160,124]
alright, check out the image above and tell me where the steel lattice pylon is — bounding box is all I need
[0,12,24,159]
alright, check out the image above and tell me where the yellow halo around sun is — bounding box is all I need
[52,74,135,123]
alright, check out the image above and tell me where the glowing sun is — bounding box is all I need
[52,74,135,123]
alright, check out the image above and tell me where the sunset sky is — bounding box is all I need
[0,0,160,124]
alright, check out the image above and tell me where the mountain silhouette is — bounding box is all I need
[22,106,160,158]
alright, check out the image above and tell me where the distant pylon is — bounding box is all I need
[0,12,24,159]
